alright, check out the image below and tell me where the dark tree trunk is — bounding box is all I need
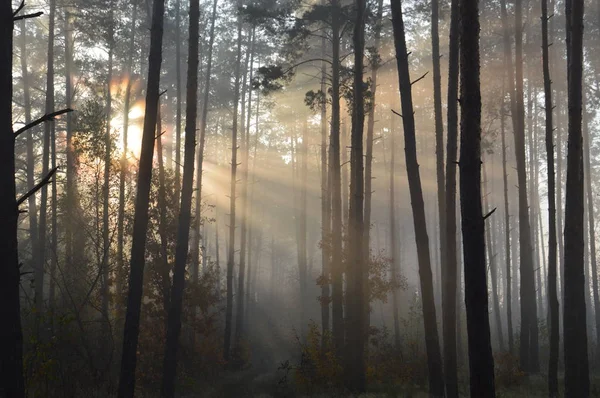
[541,0,558,393]
[390,1,444,395]
[431,0,446,322]
[117,1,137,322]
[160,0,199,393]
[345,0,366,389]
[38,0,56,326]
[563,0,589,394]
[583,93,600,361]
[459,0,496,394]
[363,0,383,330]
[174,0,182,203]
[320,33,331,351]
[235,26,254,349]
[515,0,539,373]
[117,0,166,394]
[483,165,504,352]
[224,8,244,362]
[389,120,401,349]
[500,87,514,354]
[330,0,344,355]
[19,20,39,296]
[156,102,171,318]
[0,4,25,396]
[443,0,459,393]
[102,26,114,329]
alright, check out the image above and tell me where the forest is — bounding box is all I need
[0,0,597,396]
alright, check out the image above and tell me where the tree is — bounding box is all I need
[224,3,244,362]
[541,0,558,393]
[459,0,495,394]
[563,0,589,394]
[442,0,459,393]
[160,0,200,393]
[390,0,444,395]
[344,0,366,389]
[0,3,24,397]
[515,0,539,373]
[118,0,167,394]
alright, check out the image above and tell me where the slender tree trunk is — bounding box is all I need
[459,0,496,394]
[156,102,171,317]
[500,84,514,354]
[174,0,182,202]
[345,0,366,388]
[390,1,444,395]
[389,120,401,349]
[235,26,254,349]
[363,0,383,331]
[320,34,331,350]
[190,0,218,348]
[541,0,558,393]
[117,1,137,322]
[443,0,459,393]
[483,164,504,352]
[65,9,78,280]
[583,90,600,361]
[19,20,39,296]
[117,0,166,394]
[0,4,25,396]
[37,0,56,327]
[563,0,589,394]
[431,0,446,320]
[330,0,344,355]
[160,0,199,393]
[224,8,243,362]
[515,0,539,372]
[102,29,114,329]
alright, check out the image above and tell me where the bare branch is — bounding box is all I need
[17,167,58,207]
[391,109,403,118]
[14,12,43,21]
[14,108,73,138]
[12,1,25,16]
[411,71,429,86]
[483,207,497,221]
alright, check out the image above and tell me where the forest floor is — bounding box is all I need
[176,372,600,397]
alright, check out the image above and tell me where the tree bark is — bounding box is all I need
[330,0,344,355]
[389,119,401,349]
[345,0,366,388]
[320,32,331,351]
[541,0,558,393]
[174,0,182,203]
[390,1,444,395]
[514,0,539,373]
[563,0,589,394]
[459,0,496,394]
[443,0,459,393]
[117,0,166,394]
[224,8,244,362]
[160,0,199,393]
[0,3,25,396]
[117,1,137,322]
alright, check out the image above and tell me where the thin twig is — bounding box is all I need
[411,71,429,86]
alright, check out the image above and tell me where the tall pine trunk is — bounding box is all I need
[443,0,459,393]
[459,0,495,394]
[563,0,589,393]
[117,0,166,393]
[515,0,539,372]
[117,1,137,321]
[330,0,344,355]
[160,0,199,393]
[390,1,444,395]
[541,0,558,393]
[224,8,244,362]
[0,3,25,396]
[345,0,366,388]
